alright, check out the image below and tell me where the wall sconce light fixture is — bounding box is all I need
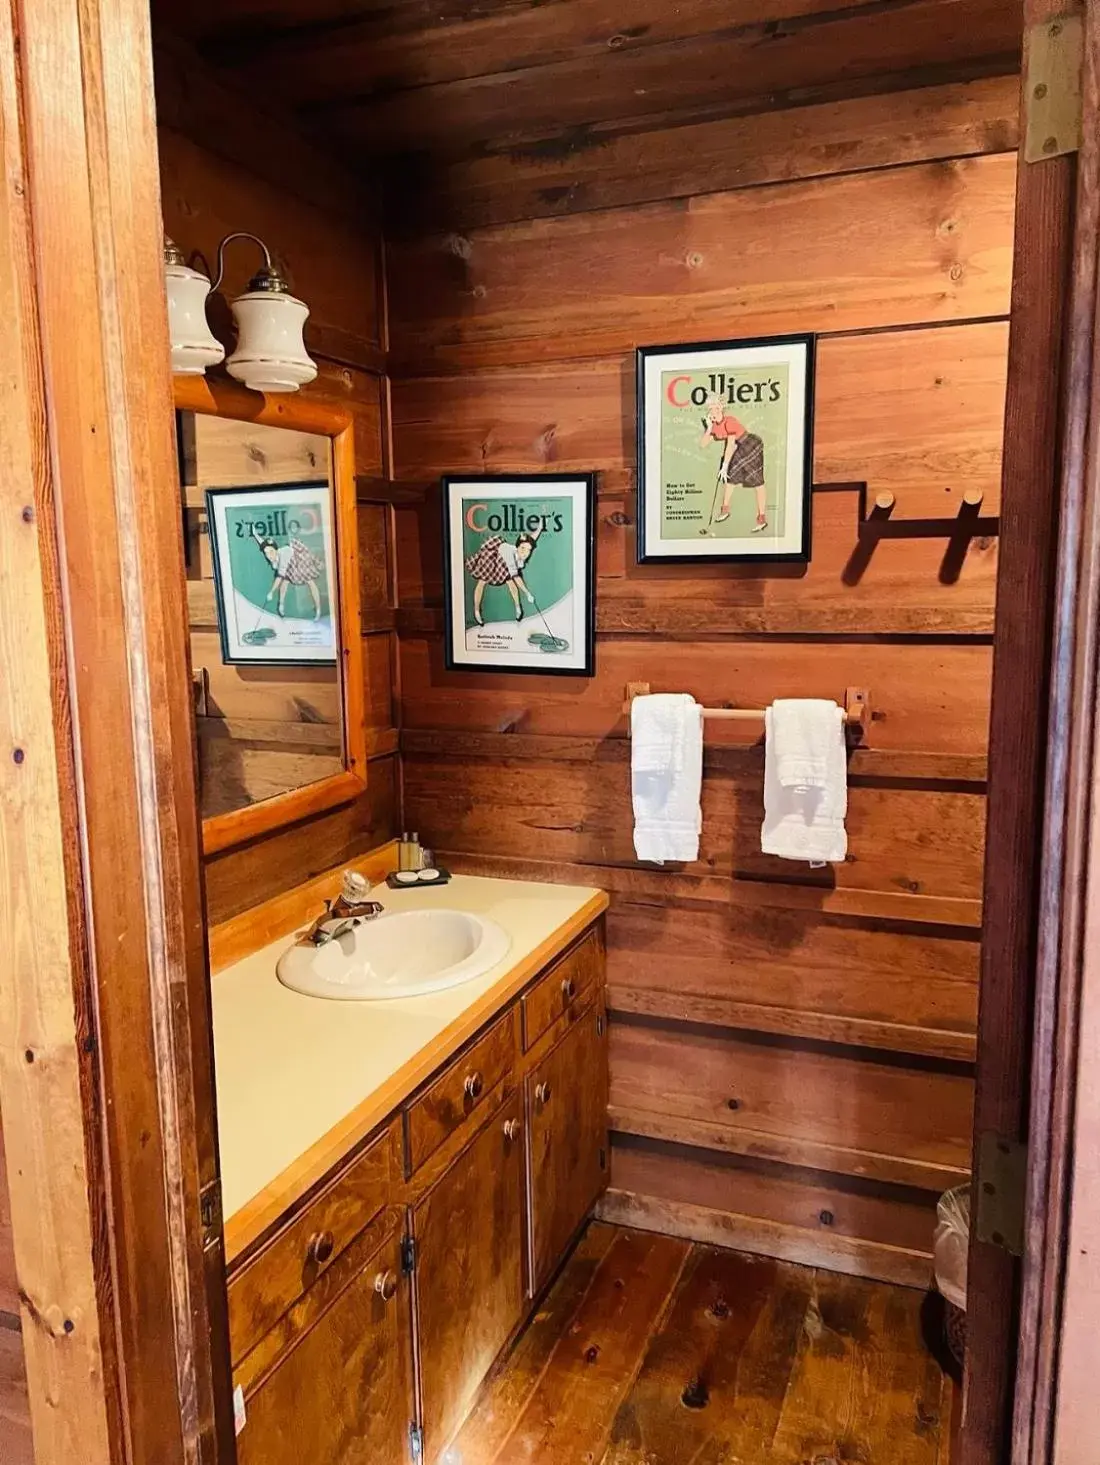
[164,236,225,376]
[164,231,317,394]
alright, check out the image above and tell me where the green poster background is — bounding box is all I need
[223,498,331,621]
[659,364,790,539]
[461,495,573,631]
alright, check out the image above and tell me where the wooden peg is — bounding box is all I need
[844,687,871,741]
[623,681,651,715]
[962,488,984,507]
[873,491,896,511]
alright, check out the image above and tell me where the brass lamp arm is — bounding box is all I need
[212,232,289,294]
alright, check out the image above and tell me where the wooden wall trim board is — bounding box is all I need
[435,847,984,929]
[0,3,115,1455]
[597,1190,936,1291]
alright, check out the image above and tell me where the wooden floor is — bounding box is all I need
[449,1224,952,1465]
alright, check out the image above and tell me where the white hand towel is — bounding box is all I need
[770,697,843,789]
[761,701,848,865]
[632,694,703,864]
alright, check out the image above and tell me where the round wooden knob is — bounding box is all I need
[374,1270,398,1302]
[503,1118,521,1142]
[307,1230,335,1266]
[463,1071,484,1100]
[561,976,577,1003]
[535,1082,552,1107]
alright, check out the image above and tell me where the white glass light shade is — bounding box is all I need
[225,290,317,394]
[165,261,225,375]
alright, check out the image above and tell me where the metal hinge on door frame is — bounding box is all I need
[401,1235,417,1274]
[409,1423,424,1462]
[974,1132,1027,1257]
[199,1177,222,1250]
[1024,14,1084,162]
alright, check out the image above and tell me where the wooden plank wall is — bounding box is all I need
[386,80,1020,1283]
[153,39,399,924]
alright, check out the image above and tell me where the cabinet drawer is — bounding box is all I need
[228,1121,399,1366]
[522,927,603,1052]
[235,1221,414,1465]
[405,1009,518,1174]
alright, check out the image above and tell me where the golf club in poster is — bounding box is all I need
[636,334,815,563]
[442,475,596,676]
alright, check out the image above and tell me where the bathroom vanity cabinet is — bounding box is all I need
[228,920,608,1465]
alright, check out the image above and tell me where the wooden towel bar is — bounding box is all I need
[622,682,871,740]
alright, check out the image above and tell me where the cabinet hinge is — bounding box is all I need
[596,1013,605,1037]
[1024,14,1083,162]
[199,1178,222,1250]
[409,1423,424,1462]
[401,1236,417,1275]
[975,1132,1027,1257]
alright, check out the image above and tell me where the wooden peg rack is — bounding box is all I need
[623,682,871,742]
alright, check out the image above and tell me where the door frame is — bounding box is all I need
[0,0,233,1461]
[963,2,1100,1463]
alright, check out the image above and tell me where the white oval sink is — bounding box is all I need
[276,908,512,1001]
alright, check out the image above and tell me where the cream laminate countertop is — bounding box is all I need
[212,873,607,1260]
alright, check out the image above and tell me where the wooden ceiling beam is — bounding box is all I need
[204,0,895,106]
[314,0,1022,158]
[382,72,1021,232]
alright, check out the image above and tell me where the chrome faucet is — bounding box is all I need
[303,870,384,947]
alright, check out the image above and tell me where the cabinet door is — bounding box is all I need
[528,1003,609,1293]
[414,1095,526,1459]
[236,1229,413,1465]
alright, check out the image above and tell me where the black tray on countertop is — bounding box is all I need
[385,867,453,891]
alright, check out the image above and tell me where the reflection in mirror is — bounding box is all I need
[179,411,346,822]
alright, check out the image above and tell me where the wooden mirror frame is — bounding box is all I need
[174,375,367,856]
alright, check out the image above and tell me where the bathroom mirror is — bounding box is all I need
[174,376,366,855]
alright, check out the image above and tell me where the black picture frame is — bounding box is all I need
[441,473,597,677]
[636,332,816,564]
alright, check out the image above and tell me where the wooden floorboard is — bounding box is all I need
[450,1222,952,1465]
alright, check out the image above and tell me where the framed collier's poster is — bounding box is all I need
[442,474,596,676]
[205,482,338,665]
[636,333,815,563]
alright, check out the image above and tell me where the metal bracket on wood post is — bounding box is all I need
[975,1132,1028,1257]
[1024,14,1084,162]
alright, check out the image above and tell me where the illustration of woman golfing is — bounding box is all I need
[254,529,325,619]
[700,393,768,532]
[465,524,541,625]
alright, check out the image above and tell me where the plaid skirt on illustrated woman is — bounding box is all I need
[283,538,325,585]
[464,535,513,586]
[725,432,766,488]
